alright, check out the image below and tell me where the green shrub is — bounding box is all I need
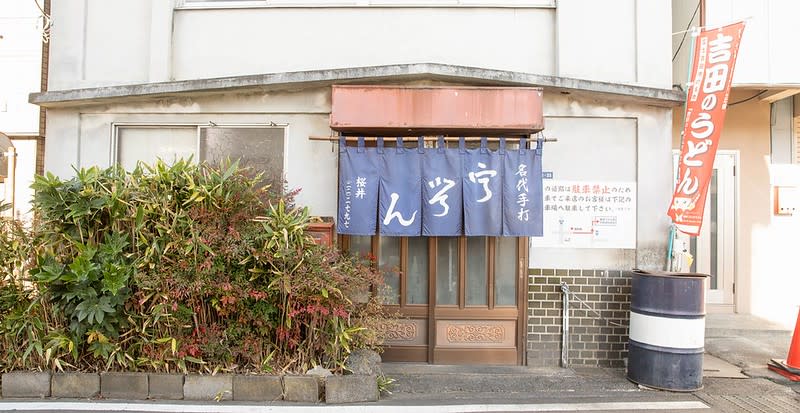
[1,158,390,374]
[248,202,386,372]
[31,233,132,340]
[0,215,30,285]
[0,215,54,372]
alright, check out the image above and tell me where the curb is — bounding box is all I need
[1,372,377,404]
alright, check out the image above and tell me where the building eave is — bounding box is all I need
[30,63,685,109]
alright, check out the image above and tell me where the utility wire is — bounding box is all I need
[673,1,701,62]
[728,90,767,106]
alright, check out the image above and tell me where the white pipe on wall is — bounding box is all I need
[4,147,16,218]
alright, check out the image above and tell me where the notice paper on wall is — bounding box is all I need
[531,180,636,249]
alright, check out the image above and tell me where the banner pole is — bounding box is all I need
[667,26,698,272]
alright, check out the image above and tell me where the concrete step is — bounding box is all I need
[381,364,639,394]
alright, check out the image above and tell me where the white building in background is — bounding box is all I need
[672,0,800,328]
[0,0,45,220]
[32,0,684,367]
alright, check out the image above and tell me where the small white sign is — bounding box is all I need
[531,180,636,249]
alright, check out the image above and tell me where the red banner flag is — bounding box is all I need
[668,22,746,236]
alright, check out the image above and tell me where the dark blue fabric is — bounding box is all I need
[422,136,463,236]
[502,138,544,236]
[379,137,423,236]
[337,136,379,235]
[462,137,504,236]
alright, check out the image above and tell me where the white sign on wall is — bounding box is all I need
[531,180,636,249]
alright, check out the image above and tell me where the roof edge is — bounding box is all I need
[30,63,685,108]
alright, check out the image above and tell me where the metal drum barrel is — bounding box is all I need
[627,269,707,391]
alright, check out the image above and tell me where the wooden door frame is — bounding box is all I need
[427,237,436,362]
[339,234,529,365]
[517,237,529,365]
[430,236,526,365]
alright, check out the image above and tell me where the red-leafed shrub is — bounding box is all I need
[0,159,390,374]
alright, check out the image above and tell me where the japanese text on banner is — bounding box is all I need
[668,21,745,236]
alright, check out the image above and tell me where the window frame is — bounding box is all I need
[175,0,555,10]
[343,234,520,311]
[111,122,288,171]
[176,0,269,9]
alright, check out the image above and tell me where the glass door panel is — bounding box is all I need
[432,236,523,365]
[356,234,524,365]
[494,237,518,306]
[672,152,736,307]
[349,235,372,258]
[379,236,401,305]
[466,237,488,306]
[436,237,459,305]
[407,237,429,305]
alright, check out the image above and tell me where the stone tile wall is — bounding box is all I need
[527,269,631,368]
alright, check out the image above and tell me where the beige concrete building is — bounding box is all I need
[672,0,800,327]
[33,0,686,366]
[0,0,47,219]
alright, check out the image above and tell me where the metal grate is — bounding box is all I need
[696,393,800,413]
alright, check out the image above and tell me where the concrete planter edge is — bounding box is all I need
[183,374,233,401]
[1,371,52,399]
[147,373,185,400]
[283,375,323,403]
[325,374,379,404]
[100,372,149,400]
[51,372,100,399]
[1,371,381,403]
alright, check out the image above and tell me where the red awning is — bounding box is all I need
[330,85,544,136]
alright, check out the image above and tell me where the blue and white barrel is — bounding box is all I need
[627,269,707,392]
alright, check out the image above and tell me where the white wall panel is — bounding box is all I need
[0,55,40,134]
[531,115,638,270]
[636,0,672,88]
[0,1,43,134]
[541,117,636,182]
[79,114,114,168]
[705,0,800,85]
[556,0,637,85]
[149,0,176,82]
[724,0,766,86]
[529,94,673,271]
[84,0,151,84]
[44,109,81,178]
[7,139,37,220]
[671,0,699,89]
[48,3,678,89]
[172,8,556,80]
[767,1,800,84]
[47,0,87,89]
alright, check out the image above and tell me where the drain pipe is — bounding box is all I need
[560,282,570,368]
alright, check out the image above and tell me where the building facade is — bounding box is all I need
[671,0,800,328]
[32,0,682,367]
[0,0,47,219]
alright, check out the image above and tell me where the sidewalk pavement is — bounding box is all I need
[376,313,800,412]
[704,313,797,381]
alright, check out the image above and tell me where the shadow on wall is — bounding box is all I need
[751,161,800,328]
